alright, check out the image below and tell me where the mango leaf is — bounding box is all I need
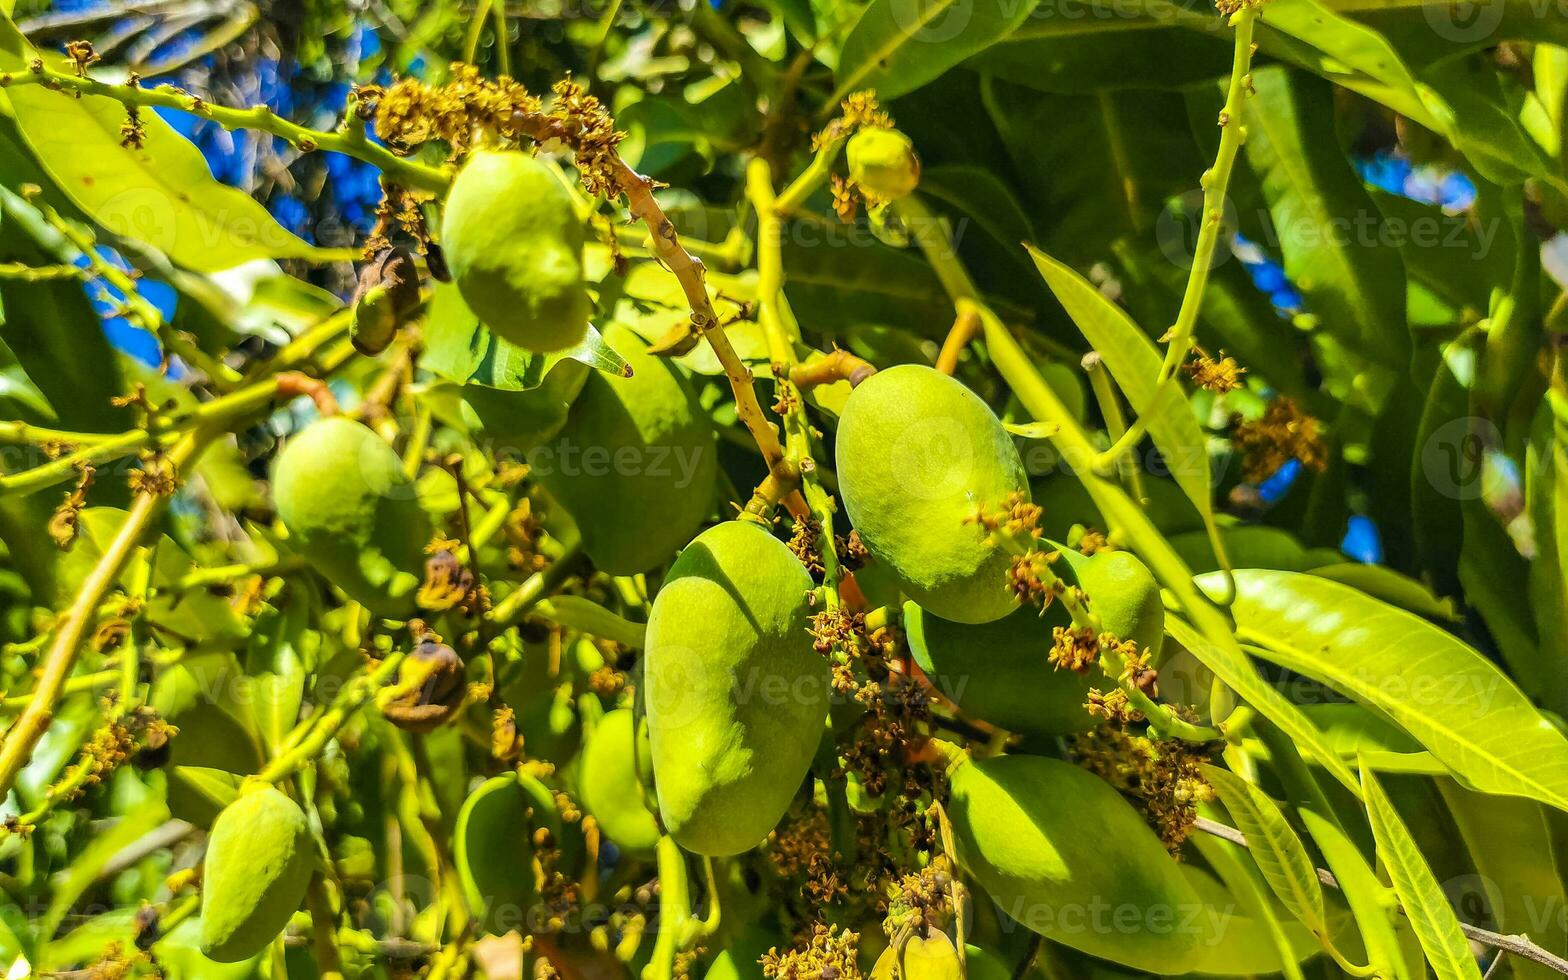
[422,280,629,389]
[242,601,309,758]
[1203,764,1328,937]
[0,14,319,271]
[43,799,168,938]
[1436,780,1568,979]
[831,0,1041,103]
[1166,617,1357,792]
[1361,762,1484,980]
[1215,569,1568,813]
[1025,244,1226,568]
[1299,809,1412,980]
[1237,67,1408,368]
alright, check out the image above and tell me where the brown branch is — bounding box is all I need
[790,348,877,390]
[1192,817,1568,976]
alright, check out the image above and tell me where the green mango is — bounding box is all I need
[534,322,717,574]
[1062,549,1164,656]
[836,365,1028,624]
[904,601,1096,736]
[441,149,591,353]
[870,930,961,979]
[454,771,561,935]
[645,520,827,855]
[458,358,590,456]
[271,417,429,617]
[946,753,1208,974]
[199,784,315,962]
[848,127,921,201]
[578,707,660,855]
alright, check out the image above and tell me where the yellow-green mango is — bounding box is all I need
[644,521,827,855]
[534,323,717,574]
[870,930,961,979]
[947,753,1208,974]
[848,128,920,201]
[199,785,315,962]
[578,707,660,855]
[1061,549,1164,656]
[963,945,1014,980]
[272,417,429,617]
[836,364,1027,624]
[442,150,590,353]
[904,601,1095,736]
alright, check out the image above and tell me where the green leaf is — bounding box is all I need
[1202,764,1328,937]
[43,799,168,939]
[1361,762,1484,980]
[422,280,629,389]
[832,0,1040,103]
[1214,569,1568,813]
[1024,244,1224,566]
[1299,809,1412,980]
[242,602,309,758]
[0,16,319,271]
[1165,617,1358,792]
[1235,67,1409,368]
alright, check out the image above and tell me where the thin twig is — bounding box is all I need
[1192,816,1568,976]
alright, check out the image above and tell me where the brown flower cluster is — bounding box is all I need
[1183,349,1246,394]
[1230,396,1328,482]
[762,922,862,980]
[1070,726,1219,854]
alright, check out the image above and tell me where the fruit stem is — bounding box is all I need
[0,62,453,195]
[1092,5,1259,470]
[747,156,846,597]
[1082,352,1148,507]
[531,596,646,648]
[935,305,982,375]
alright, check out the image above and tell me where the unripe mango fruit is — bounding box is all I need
[442,150,591,353]
[836,364,1027,624]
[904,601,1095,736]
[848,127,920,201]
[271,417,429,617]
[870,930,961,979]
[199,784,315,962]
[1061,549,1164,656]
[946,753,1207,974]
[534,322,717,574]
[644,521,827,855]
[578,707,660,855]
[454,771,562,935]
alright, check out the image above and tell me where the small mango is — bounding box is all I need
[836,364,1027,624]
[946,752,1207,973]
[578,707,660,856]
[199,785,315,962]
[442,150,591,353]
[644,521,827,855]
[1063,548,1164,656]
[904,601,1096,736]
[533,322,717,575]
[848,127,920,201]
[350,245,420,356]
[271,417,429,617]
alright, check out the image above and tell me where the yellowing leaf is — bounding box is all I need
[1202,765,1327,937]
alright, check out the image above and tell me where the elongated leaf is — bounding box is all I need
[0,15,317,271]
[1166,617,1358,792]
[243,602,308,757]
[1213,569,1568,813]
[1237,67,1408,367]
[1025,245,1225,569]
[1361,762,1484,980]
[1203,764,1327,936]
[422,281,629,389]
[832,0,1040,102]
[1299,809,1411,980]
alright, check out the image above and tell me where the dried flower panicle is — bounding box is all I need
[1230,396,1328,482]
[1183,348,1246,394]
[1085,687,1139,723]
[1070,725,1220,854]
[49,461,95,550]
[1049,625,1100,674]
[884,855,956,938]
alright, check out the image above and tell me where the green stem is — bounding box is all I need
[773,134,849,216]
[1083,353,1148,507]
[531,596,645,648]
[642,835,695,980]
[487,543,583,625]
[0,67,450,195]
[1095,5,1258,467]
[257,651,407,784]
